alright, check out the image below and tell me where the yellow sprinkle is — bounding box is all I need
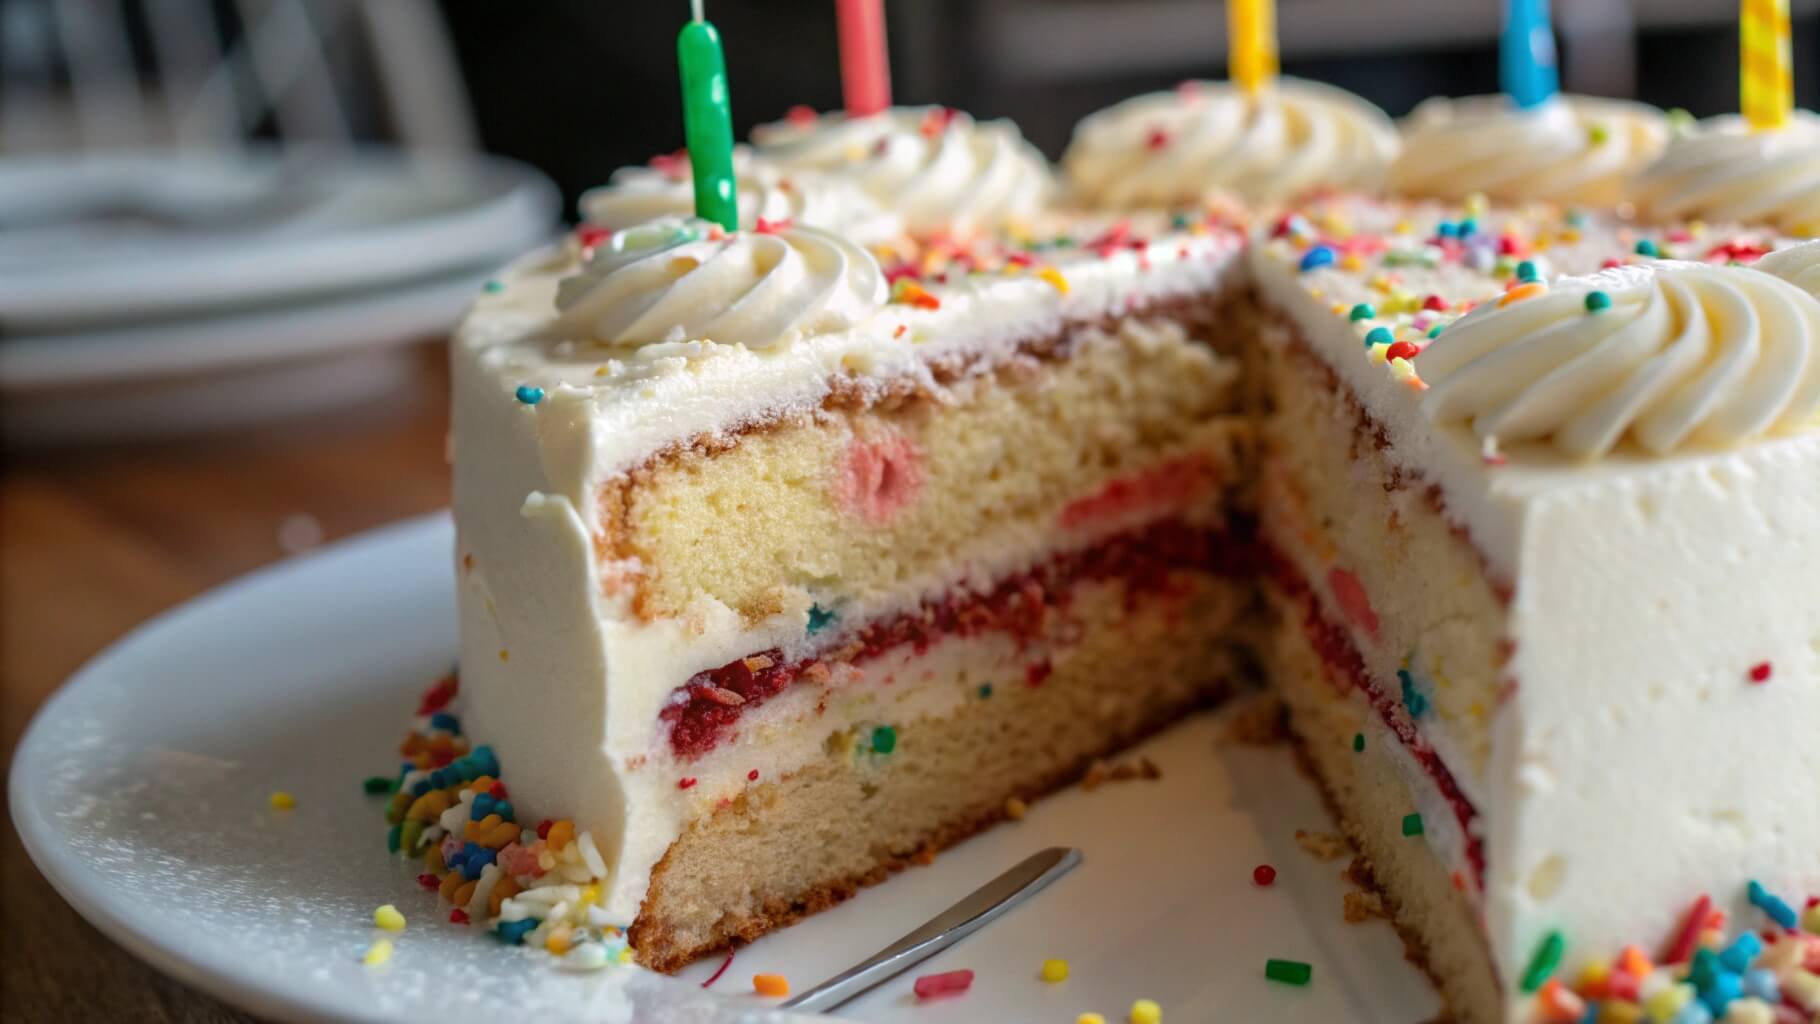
[1498,282,1548,308]
[269,791,296,809]
[581,883,601,906]
[1598,1000,1644,1024]
[498,648,510,662]
[1465,192,1489,217]
[1077,1015,1107,1024]
[363,938,394,966]
[1340,253,1364,271]
[1041,958,1070,983]
[1368,344,1391,366]
[1576,958,1611,989]
[1393,219,1414,235]
[545,926,574,956]
[1129,998,1162,1024]
[373,904,406,932]
[1644,983,1693,1022]
[1559,227,1581,243]
[1037,267,1070,294]
[1687,220,1706,237]
[1005,797,1028,820]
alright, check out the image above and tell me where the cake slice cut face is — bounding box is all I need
[1252,204,1820,1023]
[451,211,1255,970]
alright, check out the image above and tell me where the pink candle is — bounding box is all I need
[836,0,891,117]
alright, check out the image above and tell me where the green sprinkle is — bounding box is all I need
[1667,107,1695,132]
[1402,813,1424,837]
[1170,212,1192,230]
[482,279,505,294]
[386,823,402,854]
[1426,323,1446,339]
[1585,290,1612,312]
[1265,959,1313,986]
[871,725,897,755]
[1520,930,1566,993]
[400,818,426,855]
[1399,669,1429,718]
[1364,326,1394,348]
[1352,733,1365,753]
[1458,217,1479,237]
[1587,122,1610,146]
[807,603,837,634]
[1348,302,1376,321]
[977,683,993,700]
[1565,209,1588,228]
[1516,260,1540,283]
[363,776,395,795]
[1635,239,1660,259]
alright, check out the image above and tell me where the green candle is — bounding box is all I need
[677,3,738,232]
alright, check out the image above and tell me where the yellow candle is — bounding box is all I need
[1740,0,1792,131]
[1228,0,1278,94]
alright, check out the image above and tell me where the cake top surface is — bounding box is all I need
[1390,94,1668,209]
[746,105,1057,237]
[1630,109,1820,237]
[1062,77,1399,209]
[458,207,1248,474]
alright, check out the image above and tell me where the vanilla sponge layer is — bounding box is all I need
[626,569,1250,971]
[605,307,1247,621]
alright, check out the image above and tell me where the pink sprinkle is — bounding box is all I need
[913,969,974,1000]
[701,948,735,989]
[1327,567,1380,639]
[1748,662,1772,684]
[835,436,926,526]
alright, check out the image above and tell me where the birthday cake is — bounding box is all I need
[386,6,1820,1021]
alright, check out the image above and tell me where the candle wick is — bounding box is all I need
[691,0,704,22]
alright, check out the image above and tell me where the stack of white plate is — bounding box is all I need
[0,147,559,444]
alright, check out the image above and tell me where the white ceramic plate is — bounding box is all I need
[0,148,559,333]
[10,513,1439,1023]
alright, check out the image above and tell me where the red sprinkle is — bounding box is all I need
[1662,893,1713,964]
[913,969,975,1000]
[754,217,793,235]
[1384,341,1421,363]
[535,819,553,839]
[747,769,760,781]
[1748,662,1773,684]
[416,675,459,715]
[701,948,736,989]
[1421,294,1448,312]
[489,782,509,799]
[450,908,470,925]
[678,777,698,790]
[893,323,907,339]
[1253,864,1277,887]
[417,873,440,890]
[1601,258,1624,270]
[1145,127,1171,150]
[786,104,818,126]
[576,225,613,251]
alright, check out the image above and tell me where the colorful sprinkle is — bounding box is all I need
[514,385,544,406]
[1401,813,1425,837]
[1077,1015,1107,1024]
[753,973,790,998]
[1352,733,1365,753]
[1585,290,1612,312]
[482,279,504,294]
[1005,797,1028,820]
[1038,267,1071,294]
[1498,281,1548,308]
[806,603,837,634]
[269,791,296,809]
[1521,930,1567,993]
[1364,326,1394,348]
[1348,302,1376,321]
[1747,662,1772,684]
[363,938,394,966]
[1128,998,1163,1024]
[1635,239,1661,258]
[1042,958,1070,983]
[373,904,406,932]
[1253,864,1277,887]
[913,969,974,999]
[1748,880,1798,929]
[1299,246,1336,272]
[870,725,897,754]
[1515,260,1540,283]
[1265,959,1313,986]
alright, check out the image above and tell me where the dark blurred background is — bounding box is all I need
[447,0,1818,212]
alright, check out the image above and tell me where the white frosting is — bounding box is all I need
[1250,197,1820,1017]
[1420,261,1820,457]
[451,213,1247,923]
[551,217,887,351]
[1630,111,1820,236]
[1391,95,1667,207]
[1755,236,1820,293]
[579,150,902,244]
[1062,77,1398,208]
[750,106,1056,235]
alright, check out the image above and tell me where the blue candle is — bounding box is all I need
[1500,0,1559,109]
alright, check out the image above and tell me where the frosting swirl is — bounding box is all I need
[1391,95,1667,207]
[579,149,902,244]
[552,217,887,350]
[1418,261,1820,457]
[1062,78,1398,208]
[1755,238,1820,294]
[1629,112,1820,236]
[750,106,1055,236]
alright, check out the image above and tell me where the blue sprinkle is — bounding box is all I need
[1718,932,1761,973]
[1670,1000,1714,1024]
[454,758,481,782]
[1364,326,1394,348]
[1399,669,1429,718]
[1698,970,1741,1017]
[1299,245,1336,272]
[471,793,496,820]
[1742,968,1780,1003]
[429,712,461,734]
[1458,217,1479,237]
[469,746,500,778]
[497,918,539,945]
[430,768,454,789]
[1437,220,1459,239]
[493,800,514,823]
[1516,259,1540,282]
[410,779,433,797]
[1635,239,1661,259]
[482,279,505,294]
[807,603,837,635]
[1748,879,1798,928]
[515,385,545,406]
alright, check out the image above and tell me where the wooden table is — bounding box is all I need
[1,344,451,1021]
